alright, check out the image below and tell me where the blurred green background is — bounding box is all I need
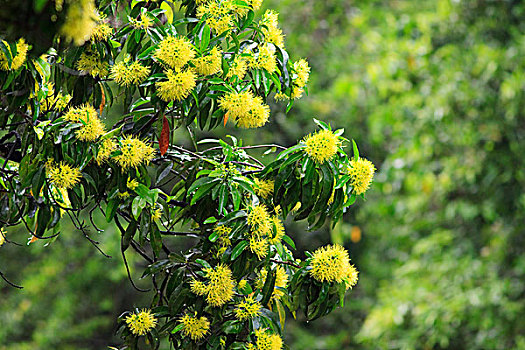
[2,0,525,349]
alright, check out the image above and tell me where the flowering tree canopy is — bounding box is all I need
[0,0,375,348]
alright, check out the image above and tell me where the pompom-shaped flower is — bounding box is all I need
[130,13,153,29]
[63,105,105,141]
[253,44,277,73]
[125,309,157,336]
[197,1,234,34]
[226,55,248,79]
[247,204,272,236]
[236,96,270,129]
[213,225,232,247]
[303,129,340,164]
[293,59,311,88]
[156,69,196,102]
[110,59,151,87]
[347,158,375,195]
[60,0,98,45]
[91,22,112,41]
[154,36,195,69]
[95,138,116,165]
[192,47,222,76]
[249,236,269,259]
[252,328,283,350]
[256,266,288,301]
[219,91,254,120]
[260,10,285,48]
[46,161,82,190]
[180,313,210,341]
[343,263,359,290]
[76,50,109,77]
[253,178,274,199]
[190,279,208,296]
[0,38,29,71]
[309,244,358,287]
[114,135,155,170]
[203,263,235,307]
[235,296,261,321]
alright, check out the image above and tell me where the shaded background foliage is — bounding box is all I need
[2,0,524,349]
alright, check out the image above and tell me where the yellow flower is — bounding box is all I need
[252,44,277,73]
[203,263,235,307]
[213,225,232,247]
[91,22,112,41]
[127,178,139,190]
[197,1,234,34]
[110,59,151,87]
[0,227,6,246]
[114,135,155,170]
[256,266,288,301]
[249,236,269,259]
[235,296,261,321]
[309,244,358,287]
[236,96,270,129]
[190,279,208,296]
[248,0,263,11]
[60,0,98,45]
[347,158,375,195]
[219,91,254,120]
[253,178,274,199]
[260,10,285,48]
[63,105,105,141]
[293,59,310,88]
[247,204,272,236]
[192,47,222,76]
[95,138,116,165]
[39,83,72,113]
[156,69,196,102]
[47,161,82,190]
[303,129,340,164]
[237,279,247,290]
[130,13,153,29]
[151,205,162,221]
[226,55,248,79]
[0,38,29,71]
[268,216,284,244]
[125,309,157,336]
[117,191,130,199]
[180,313,210,341]
[253,328,283,350]
[154,36,195,69]
[76,50,109,77]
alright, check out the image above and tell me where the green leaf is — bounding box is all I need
[150,223,162,257]
[106,199,118,222]
[261,269,277,306]
[352,139,359,160]
[230,240,248,261]
[122,220,138,251]
[200,24,211,51]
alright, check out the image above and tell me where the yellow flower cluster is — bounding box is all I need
[219,91,270,128]
[76,50,109,77]
[0,38,29,71]
[247,329,283,350]
[151,205,162,221]
[91,21,112,42]
[249,236,269,259]
[226,55,249,79]
[192,47,222,76]
[127,178,139,190]
[234,296,261,321]
[197,1,235,34]
[347,158,375,195]
[0,227,6,246]
[260,10,285,48]
[130,13,153,29]
[125,309,157,336]
[192,264,235,307]
[253,178,274,199]
[156,69,196,102]
[268,215,285,244]
[180,313,210,341]
[114,135,155,170]
[274,59,310,100]
[64,105,105,141]
[256,266,288,301]
[303,129,340,164]
[110,59,151,87]
[39,83,72,113]
[213,225,232,247]
[247,204,272,236]
[60,0,98,45]
[252,44,277,73]
[95,138,116,165]
[309,244,359,289]
[46,161,82,190]
[155,36,195,69]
